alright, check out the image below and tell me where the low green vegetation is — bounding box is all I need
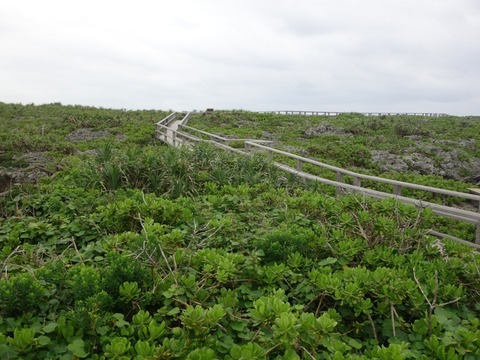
[1,103,480,359]
[188,111,480,204]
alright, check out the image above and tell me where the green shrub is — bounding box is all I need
[0,273,45,316]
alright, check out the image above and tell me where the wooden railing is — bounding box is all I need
[263,111,449,117]
[155,112,480,247]
[178,123,273,146]
[245,141,480,244]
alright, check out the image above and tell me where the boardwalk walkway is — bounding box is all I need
[156,112,480,248]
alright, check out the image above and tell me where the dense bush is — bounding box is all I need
[1,104,479,358]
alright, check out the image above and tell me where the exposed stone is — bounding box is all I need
[371,146,480,182]
[261,131,276,141]
[371,151,409,173]
[304,124,351,137]
[403,153,438,175]
[13,152,51,165]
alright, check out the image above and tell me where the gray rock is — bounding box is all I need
[13,152,51,165]
[262,131,276,141]
[371,151,409,173]
[403,153,437,175]
[304,124,351,137]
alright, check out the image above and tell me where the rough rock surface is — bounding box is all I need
[0,152,52,192]
[371,151,409,173]
[261,131,277,141]
[304,124,351,137]
[371,144,480,184]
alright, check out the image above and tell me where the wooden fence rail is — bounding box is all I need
[155,112,480,247]
[262,111,449,117]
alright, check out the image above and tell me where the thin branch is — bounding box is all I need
[1,245,21,280]
[71,237,84,265]
[438,297,462,308]
[367,313,378,342]
[413,268,432,308]
[300,346,316,360]
[265,343,280,355]
[390,302,396,337]
[138,213,178,285]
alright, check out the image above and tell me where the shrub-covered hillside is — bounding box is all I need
[1,103,480,359]
[188,111,480,187]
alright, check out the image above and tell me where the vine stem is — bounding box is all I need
[1,245,21,280]
[412,268,460,335]
[138,213,178,285]
[367,313,378,342]
[300,346,316,360]
[390,302,396,337]
[71,237,84,264]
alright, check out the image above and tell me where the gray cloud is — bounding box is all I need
[0,0,479,115]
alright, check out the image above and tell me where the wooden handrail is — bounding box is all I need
[244,141,480,202]
[155,112,480,246]
[260,110,449,117]
[179,123,273,145]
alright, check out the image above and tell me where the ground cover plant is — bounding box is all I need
[1,103,480,359]
[188,111,480,205]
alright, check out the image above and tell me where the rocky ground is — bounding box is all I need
[0,128,127,194]
[2,123,479,195]
[303,124,480,186]
[0,152,53,193]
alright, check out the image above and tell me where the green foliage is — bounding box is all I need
[1,104,480,358]
[0,273,45,316]
[255,229,313,264]
[101,252,150,310]
[188,111,480,205]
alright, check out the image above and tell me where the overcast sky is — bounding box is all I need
[1,0,479,115]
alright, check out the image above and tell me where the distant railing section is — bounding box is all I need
[156,112,178,126]
[262,110,449,117]
[244,140,480,244]
[155,112,480,247]
[178,123,273,147]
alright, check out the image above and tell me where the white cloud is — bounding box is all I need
[0,0,479,114]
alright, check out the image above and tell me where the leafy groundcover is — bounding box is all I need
[1,140,480,359]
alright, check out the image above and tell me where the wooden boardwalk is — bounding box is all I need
[156,112,480,248]
[262,110,449,117]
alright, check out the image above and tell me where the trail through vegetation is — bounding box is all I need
[1,103,480,359]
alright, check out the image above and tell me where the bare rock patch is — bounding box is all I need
[304,124,351,137]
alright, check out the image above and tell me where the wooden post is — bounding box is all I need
[336,171,344,196]
[476,222,480,245]
[353,176,361,187]
[172,132,176,147]
[477,198,480,245]
[268,150,273,160]
[296,159,303,172]
[393,184,403,196]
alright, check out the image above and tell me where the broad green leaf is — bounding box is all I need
[318,257,337,266]
[67,338,88,358]
[37,335,51,346]
[42,322,58,334]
